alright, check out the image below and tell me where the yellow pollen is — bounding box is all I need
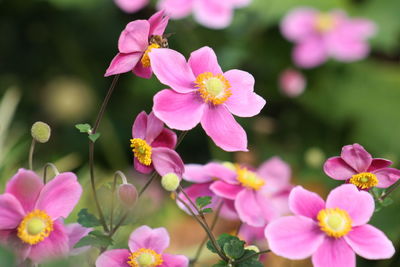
[317,208,352,238]
[127,248,163,267]
[17,209,53,245]
[236,165,265,191]
[195,72,232,105]
[130,138,152,166]
[349,172,379,189]
[141,43,160,68]
[314,13,336,33]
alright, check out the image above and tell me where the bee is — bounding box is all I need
[149,33,173,48]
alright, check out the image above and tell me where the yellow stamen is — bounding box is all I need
[236,165,265,191]
[17,209,53,245]
[195,72,232,105]
[317,208,352,238]
[127,248,163,267]
[130,138,152,166]
[349,172,378,189]
[314,13,336,33]
[141,44,160,68]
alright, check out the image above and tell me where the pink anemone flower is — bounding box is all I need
[149,46,266,152]
[114,0,149,13]
[324,143,400,190]
[281,7,376,68]
[210,157,292,227]
[131,111,184,177]
[265,184,395,267]
[105,11,169,78]
[157,0,252,29]
[0,169,83,263]
[279,68,306,98]
[96,225,189,267]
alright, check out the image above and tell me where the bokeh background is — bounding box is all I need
[0,0,399,266]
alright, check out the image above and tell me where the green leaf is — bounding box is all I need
[74,230,113,248]
[77,208,101,227]
[75,123,91,133]
[89,133,101,142]
[212,261,229,267]
[0,246,15,266]
[207,233,242,255]
[236,259,263,267]
[381,197,394,207]
[223,239,245,259]
[202,208,213,214]
[196,196,212,209]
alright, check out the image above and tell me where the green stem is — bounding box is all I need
[43,163,60,184]
[28,139,36,170]
[234,249,271,264]
[379,180,400,202]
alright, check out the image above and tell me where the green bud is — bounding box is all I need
[31,121,51,143]
[161,173,180,192]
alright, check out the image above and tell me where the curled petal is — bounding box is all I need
[340,144,372,173]
[128,225,169,254]
[323,157,356,180]
[145,112,164,144]
[367,158,393,172]
[151,129,177,149]
[132,111,148,139]
[105,52,142,77]
[118,20,149,53]
[148,10,169,36]
[152,147,185,176]
[373,168,400,188]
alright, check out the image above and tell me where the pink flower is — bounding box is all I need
[131,111,184,177]
[96,225,189,267]
[149,46,266,152]
[210,157,292,227]
[281,7,376,68]
[157,0,252,29]
[265,184,395,267]
[105,11,169,78]
[114,0,149,13]
[279,68,306,97]
[324,143,400,190]
[0,169,83,263]
[238,223,265,245]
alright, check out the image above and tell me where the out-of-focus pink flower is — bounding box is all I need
[157,0,252,29]
[114,0,149,13]
[324,143,400,190]
[210,157,293,227]
[239,223,265,245]
[265,184,395,267]
[150,46,266,152]
[279,68,306,97]
[105,11,169,78]
[131,111,184,177]
[96,225,189,267]
[281,7,376,68]
[0,169,84,263]
[65,223,93,256]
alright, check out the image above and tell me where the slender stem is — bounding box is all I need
[379,180,400,201]
[110,171,129,231]
[234,221,243,236]
[179,185,200,216]
[234,249,271,264]
[43,163,60,184]
[176,131,188,147]
[28,139,36,170]
[139,172,158,197]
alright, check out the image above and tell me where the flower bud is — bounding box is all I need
[161,173,180,192]
[245,245,260,253]
[279,69,306,98]
[118,183,138,208]
[31,121,51,143]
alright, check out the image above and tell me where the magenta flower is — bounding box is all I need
[279,68,306,97]
[131,111,184,177]
[157,0,252,29]
[265,184,395,267]
[114,0,149,13]
[0,169,83,263]
[324,143,400,190]
[105,11,169,78]
[281,7,376,68]
[210,157,292,227]
[96,225,189,267]
[149,46,266,151]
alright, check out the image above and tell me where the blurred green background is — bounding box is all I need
[0,0,399,266]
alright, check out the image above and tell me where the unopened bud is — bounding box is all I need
[279,68,306,98]
[245,245,260,253]
[161,173,180,192]
[118,183,138,208]
[31,121,51,143]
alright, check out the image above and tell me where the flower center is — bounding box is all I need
[314,13,336,33]
[317,208,352,238]
[127,248,163,267]
[17,209,53,245]
[195,72,232,105]
[236,166,265,191]
[141,43,160,68]
[130,138,152,166]
[349,172,378,189]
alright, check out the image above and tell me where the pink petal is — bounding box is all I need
[326,33,370,62]
[220,199,238,219]
[6,169,43,212]
[118,20,149,53]
[326,184,374,226]
[105,52,142,77]
[293,37,327,68]
[188,46,223,76]
[160,253,189,267]
[257,157,291,189]
[35,172,82,220]
[265,216,324,259]
[149,49,196,93]
[200,105,247,152]
[323,157,356,180]
[157,0,193,19]
[182,164,213,183]
[128,225,169,254]
[0,193,25,229]
[65,223,92,256]
[153,90,204,130]
[145,112,164,144]
[152,147,184,176]
[231,0,251,8]
[193,0,233,29]
[374,168,400,188]
[151,129,177,149]
[210,181,243,200]
[367,158,393,172]
[28,220,69,263]
[281,8,318,42]
[239,223,265,244]
[132,111,148,139]
[289,186,325,219]
[344,224,395,259]
[176,183,218,215]
[134,157,153,174]
[114,0,148,14]
[132,61,153,79]
[340,144,372,173]
[203,162,238,184]
[312,238,355,267]
[347,19,377,39]
[96,249,131,267]
[148,10,169,36]
[0,230,31,261]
